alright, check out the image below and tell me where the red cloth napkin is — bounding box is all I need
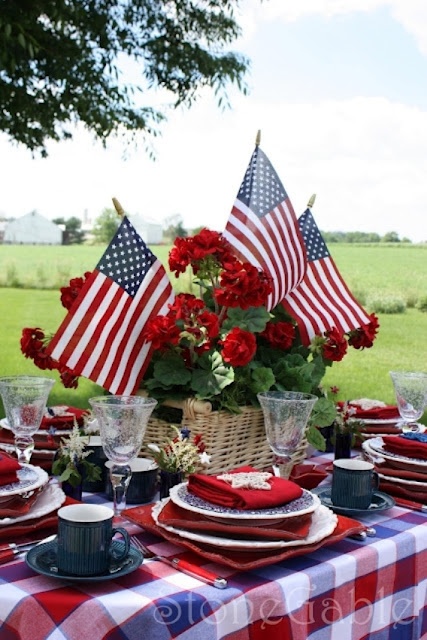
[382,435,427,460]
[187,466,303,510]
[39,406,88,430]
[0,452,20,486]
[339,401,400,420]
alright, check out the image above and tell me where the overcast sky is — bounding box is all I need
[1,0,426,242]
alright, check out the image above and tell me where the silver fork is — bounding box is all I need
[130,535,227,589]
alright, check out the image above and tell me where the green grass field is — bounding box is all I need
[1,243,427,419]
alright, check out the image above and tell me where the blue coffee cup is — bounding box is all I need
[57,504,130,576]
[331,459,379,510]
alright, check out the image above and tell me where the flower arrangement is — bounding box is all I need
[328,386,364,446]
[20,228,379,451]
[147,426,210,474]
[139,230,378,444]
[52,422,102,487]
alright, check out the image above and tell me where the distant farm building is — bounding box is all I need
[129,215,163,244]
[3,212,62,245]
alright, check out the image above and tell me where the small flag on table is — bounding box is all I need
[47,216,174,395]
[282,209,371,344]
[223,142,306,310]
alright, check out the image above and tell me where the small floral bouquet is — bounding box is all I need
[330,387,364,446]
[52,422,102,487]
[147,426,211,474]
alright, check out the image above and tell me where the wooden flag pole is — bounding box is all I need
[307,194,316,209]
[112,197,125,218]
[255,130,261,146]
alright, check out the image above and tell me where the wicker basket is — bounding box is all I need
[140,396,308,476]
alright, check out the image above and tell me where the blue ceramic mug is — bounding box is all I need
[57,504,130,576]
[331,459,379,510]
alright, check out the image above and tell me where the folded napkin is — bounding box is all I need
[383,433,427,461]
[0,495,78,543]
[0,489,41,518]
[0,452,20,486]
[339,401,400,421]
[187,466,303,510]
[39,406,88,430]
[379,480,427,503]
[376,465,427,483]
[289,463,328,490]
[360,425,402,435]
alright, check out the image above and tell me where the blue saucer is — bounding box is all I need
[26,540,143,582]
[312,487,395,516]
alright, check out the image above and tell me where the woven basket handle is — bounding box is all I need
[137,390,212,420]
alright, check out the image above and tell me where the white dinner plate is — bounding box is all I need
[0,483,66,526]
[169,482,320,526]
[0,464,49,498]
[362,437,427,473]
[152,500,337,550]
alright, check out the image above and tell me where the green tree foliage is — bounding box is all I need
[0,0,248,156]
[163,214,187,241]
[52,216,85,245]
[322,230,409,244]
[92,208,120,244]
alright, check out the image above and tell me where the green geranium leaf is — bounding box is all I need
[306,424,326,451]
[250,367,275,394]
[222,306,271,334]
[311,397,337,427]
[153,355,192,387]
[190,352,234,398]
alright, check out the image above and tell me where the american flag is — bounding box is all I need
[47,217,174,395]
[223,145,306,310]
[282,209,371,344]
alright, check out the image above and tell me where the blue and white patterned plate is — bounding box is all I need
[169,483,320,526]
[0,463,49,498]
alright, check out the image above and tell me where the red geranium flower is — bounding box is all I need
[220,327,257,367]
[261,321,296,350]
[322,327,348,362]
[348,314,380,349]
[215,262,272,309]
[143,316,181,350]
[60,272,91,310]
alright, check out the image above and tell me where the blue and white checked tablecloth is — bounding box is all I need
[1,452,427,640]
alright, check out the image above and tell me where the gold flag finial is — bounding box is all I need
[255,130,261,146]
[112,197,125,218]
[307,194,316,209]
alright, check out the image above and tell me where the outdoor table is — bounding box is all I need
[1,451,427,640]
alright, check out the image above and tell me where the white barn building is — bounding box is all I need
[4,212,62,245]
[129,214,163,244]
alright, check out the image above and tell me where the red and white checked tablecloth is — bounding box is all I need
[1,452,427,640]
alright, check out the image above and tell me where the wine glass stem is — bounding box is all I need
[110,464,132,517]
[275,459,293,479]
[14,435,34,464]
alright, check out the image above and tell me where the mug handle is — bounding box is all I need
[110,527,130,561]
[372,471,380,491]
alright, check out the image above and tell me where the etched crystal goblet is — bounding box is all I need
[390,371,427,431]
[258,391,318,478]
[0,375,55,464]
[89,395,157,516]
